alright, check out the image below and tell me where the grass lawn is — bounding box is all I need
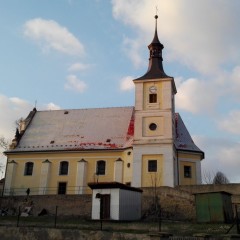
[0,216,238,237]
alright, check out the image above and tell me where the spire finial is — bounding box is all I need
[134,8,170,80]
[155,14,158,32]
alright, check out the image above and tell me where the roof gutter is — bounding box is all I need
[176,148,205,160]
[4,146,133,155]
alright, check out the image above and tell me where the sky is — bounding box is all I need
[0,0,240,182]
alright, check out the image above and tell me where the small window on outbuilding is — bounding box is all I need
[59,161,69,175]
[149,93,157,103]
[184,166,192,178]
[24,162,34,176]
[148,160,157,172]
[96,160,106,175]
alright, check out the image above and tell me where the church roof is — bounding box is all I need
[134,15,171,81]
[175,113,204,157]
[8,107,134,152]
[6,107,203,157]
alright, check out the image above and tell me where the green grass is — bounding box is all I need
[0,216,238,237]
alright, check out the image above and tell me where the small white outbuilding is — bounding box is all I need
[88,182,142,221]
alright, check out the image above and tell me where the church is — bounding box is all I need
[3,15,204,196]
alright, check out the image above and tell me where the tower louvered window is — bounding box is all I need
[149,93,157,103]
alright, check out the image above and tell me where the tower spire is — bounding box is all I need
[135,14,169,80]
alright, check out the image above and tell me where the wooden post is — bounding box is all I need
[17,206,20,227]
[236,205,240,234]
[54,205,58,228]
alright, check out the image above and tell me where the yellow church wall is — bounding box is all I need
[142,116,164,137]
[143,81,163,110]
[12,159,42,194]
[178,152,202,160]
[121,149,133,185]
[141,154,163,187]
[179,161,196,185]
[6,148,133,195]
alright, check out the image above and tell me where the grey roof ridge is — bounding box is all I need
[36,106,134,112]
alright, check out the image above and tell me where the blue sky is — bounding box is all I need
[0,0,240,182]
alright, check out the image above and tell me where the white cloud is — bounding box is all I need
[0,94,33,139]
[0,95,61,174]
[229,66,240,99]
[122,37,145,68]
[175,77,218,114]
[64,75,87,93]
[112,0,240,75]
[45,103,61,110]
[68,62,90,72]
[219,110,240,135]
[195,135,240,183]
[120,76,135,91]
[23,18,84,56]
[0,95,32,173]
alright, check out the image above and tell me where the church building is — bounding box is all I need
[3,15,204,196]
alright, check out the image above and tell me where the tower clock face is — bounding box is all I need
[149,86,157,93]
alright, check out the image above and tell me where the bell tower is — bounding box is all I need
[132,15,177,187]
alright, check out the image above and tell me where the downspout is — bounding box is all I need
[176,150,180,185]
[1,156,9,198]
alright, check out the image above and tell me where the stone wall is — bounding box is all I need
[177,184,240,205]
[1,184,239,221]
[177,184,240,195]
[142,187,195,221]
[0,194,92,217]
[0,226,150,240]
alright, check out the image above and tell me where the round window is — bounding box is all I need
[149,123,157,131]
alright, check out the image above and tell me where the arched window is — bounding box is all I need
[59,161,69,175]
[24,162,34,176]
[96,160,106,175]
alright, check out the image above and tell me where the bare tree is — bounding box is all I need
[0,136,9,178]
[14,117,24,130]
[202,170,216,184]
[202,170,230,184]
[0,137,8,151]
[213,171,230,184]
